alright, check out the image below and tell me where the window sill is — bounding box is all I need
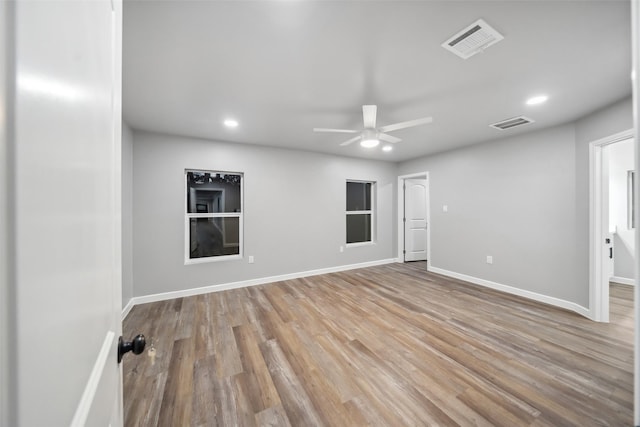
[346,241,375,248]
[185,254,243,265]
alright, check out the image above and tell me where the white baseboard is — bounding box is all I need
[121,299,134,319]
[125,258,396,313]
[428,266,591,319]
[610,275,635,286]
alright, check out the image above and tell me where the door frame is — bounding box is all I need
[397,172,430,263]
[589,128,634,322]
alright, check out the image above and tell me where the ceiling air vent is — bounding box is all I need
[490,116,535,130]
[442,19,504,59]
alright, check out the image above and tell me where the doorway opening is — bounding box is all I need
[589,129,635,322]
[397,172,430,266]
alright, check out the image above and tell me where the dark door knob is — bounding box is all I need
[117,334,145,363]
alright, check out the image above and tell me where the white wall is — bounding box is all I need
[607,138,635,280]
[132,130,397,297]
[399,97,633,309]
[122,121,134,308]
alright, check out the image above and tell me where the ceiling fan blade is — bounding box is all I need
[363,105,377,129]
[339,135,362,146]
[379,116,433,133]
[313,128,359,133]
[378,133,402,144]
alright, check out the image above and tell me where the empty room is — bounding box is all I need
[2,0,639,426]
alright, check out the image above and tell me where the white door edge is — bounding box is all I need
[0,0,15,425]
[70,331,116,427]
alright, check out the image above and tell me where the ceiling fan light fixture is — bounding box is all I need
[382,145,393,152]
[312,105,432,148]
[360,129,379,148]
[360,138,380,148]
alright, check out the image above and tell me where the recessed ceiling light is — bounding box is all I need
[382,145,393,152]
[526,95,548,106]
[224,119,239,128]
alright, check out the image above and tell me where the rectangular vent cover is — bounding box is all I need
[490,116,535,130]
[442,19,504,59]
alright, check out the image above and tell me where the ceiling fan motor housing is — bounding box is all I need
[362,128,378,140]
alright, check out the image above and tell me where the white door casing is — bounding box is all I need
[602,147,614,291]
[632,0,640,424]
[589,130,634,323]
[7,0,124,426]
[405,178,428,262]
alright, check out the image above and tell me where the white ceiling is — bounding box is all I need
[123,0,632,162]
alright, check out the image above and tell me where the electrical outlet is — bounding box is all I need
[486,255,493,264]
[443,205,448,212]
[248,256,254,264]
[339,246,344,252]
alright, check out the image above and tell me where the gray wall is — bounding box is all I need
[400,124,581,303]
[122,121,134,308]
[132,130,397,297]
[399,97,633,308]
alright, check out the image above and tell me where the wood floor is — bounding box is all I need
[123,263,633,426]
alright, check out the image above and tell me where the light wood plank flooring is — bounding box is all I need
[123,263,633,426]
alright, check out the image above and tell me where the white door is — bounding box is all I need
[404,178,428,262]
[4,0,124,425]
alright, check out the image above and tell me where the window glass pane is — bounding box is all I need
[187,171,241,213]
[189,217,240,258]
[346,182,371,211]
[346,214,371,244]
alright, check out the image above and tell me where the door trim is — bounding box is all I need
[589,128,634,322]
[397,172,430,263]
[632,1,640,424]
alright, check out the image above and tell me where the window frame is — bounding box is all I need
[345,180,376,246]
[184,169,244,264]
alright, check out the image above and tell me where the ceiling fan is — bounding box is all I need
[313,105,433,148]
